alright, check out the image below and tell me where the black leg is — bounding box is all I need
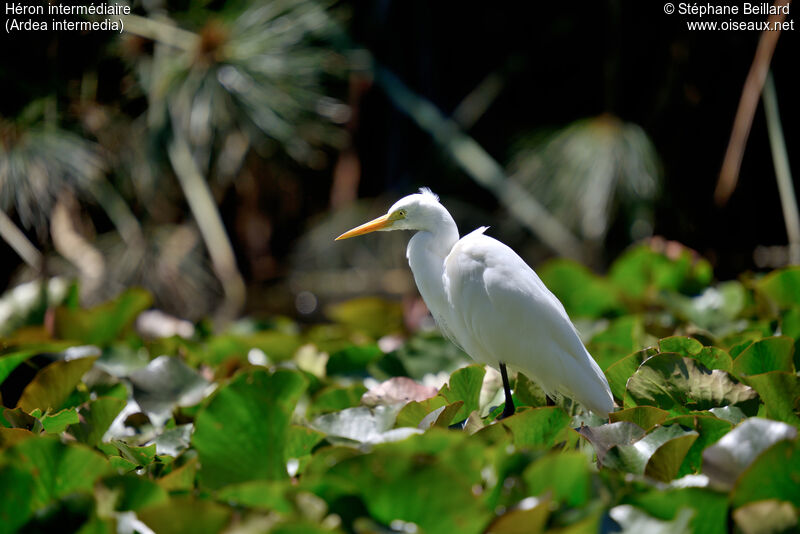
[498,362,515,419]
[546,395,555,406]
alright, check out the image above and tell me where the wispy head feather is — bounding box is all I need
[418,187,439,202]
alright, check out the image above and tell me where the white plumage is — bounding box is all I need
[336,188,614,417]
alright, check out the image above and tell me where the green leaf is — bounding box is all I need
[0,464,35,534]
[514,372,547,408]
[326,344,383,376]
[624,353,758,414]
[693,347,733,373]
[757,267,800,309]
[485,498,550,534]
[16,355,99,413]
[192,369,307,488]
[732,336,795,375]
[538,258,625,318]
[702,417,797,489]
[629,488,728,534]
[310,384,367,415]
[98,474,168,511]
[325,297,404,338]
[69,396,126,447]
[731,439,800,508]
[588,315,646,371]
[501,407,571,449]
[578,422,647,465]
[111,440,157,467]
[54,288,152,345]
[215,480,293,513]
[40,408,79,433]
[2,436,111,509]
[522,451,590,507]
[0,344,72,384]
[311,405,421,446]
[659,337,702,356]
[609,243,713,300]
[605,347,658,401]
[439,364,486,421]
[128,355,209,422]
[602,424,698,479]
[318,429,490,534]
[137,496,232,534]
[662,414,732,477]
[157,458,198,491]
[739,372,800,425]
[610,406,669,430]
[396,396,448,428]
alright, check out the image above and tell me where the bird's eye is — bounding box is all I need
[398,209,407,217]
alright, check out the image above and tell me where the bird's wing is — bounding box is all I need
[443,229,613,415]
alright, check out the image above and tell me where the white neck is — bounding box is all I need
[406,209,459,320]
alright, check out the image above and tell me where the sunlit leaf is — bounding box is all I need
[40,408,79,433]
[17,354,99,413]
[501,407,571,449]
[486,497,550,534]
[54,288,152,345]
[600,424,697,479]
[605,347,658,401]
[609,243,713,300]
[578,421,647,465]
[192,369,307,488]
[311,405,422,446]
[361,376,438,407]
[395,396,448,428]
[128,355,210,424]
[628,488,728,534]
[624,353,758,414]
[659,337,703,356]
[740,371,800,425]
[756,267,800,309]
[69,396,126,447]
[731,439,800,508]
[662,414,732,477]
[610,406,669,431]
[2,436,111,509]
[732,336,795,375]
[702,417,797,489]
[439,364,486,421]
[111,440,157,468]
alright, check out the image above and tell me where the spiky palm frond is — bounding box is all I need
[509,115,661,243]
[0,111,104,233]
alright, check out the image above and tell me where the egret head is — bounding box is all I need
[335,188,445,240]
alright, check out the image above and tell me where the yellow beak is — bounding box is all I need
[335,213,393,240]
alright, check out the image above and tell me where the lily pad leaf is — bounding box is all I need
[732,336,795,376]
[659,337,703,356]
[756,267,800,309]
[98,474,168,511]
[732,500,799,534]
[439,364,485,422]
[624,353,758,414]
[128,355,210,426]
[588,315,647,371]
[17,354,99,413]
[522,451,590,507]
[310,384,367,415]
[501,407,571,449]
[361,376,438,407]
[40,408,79,433]
[602,424,698,479]
[54,288,152,345]
[137,496,231,534]
[662,414,733,477]
[538,258,625,318]
[3,436,111,509]
[395,396,448,428]
[192,369,307,488]
[605,347,659,401]
[628,487,728,534]
[731,439,800,508]
[68,396,126,447]
[311,405,423,446]
[740,371,800,425]
[702,417,797,489]
[215,480,293,513]
[610,406,669,431]
[0,464,35,534]
[579,422,647,465]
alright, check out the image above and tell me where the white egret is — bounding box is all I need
[336,189,614,418]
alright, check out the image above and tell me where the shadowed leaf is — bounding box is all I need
[17,355,98,413]
[732,336,795,376]
[439,364,486,421]
[731,439,800,508]
[54,288,152,345]
[610,406,669,431]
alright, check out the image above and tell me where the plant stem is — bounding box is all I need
[762,71,799,264]
[0,209,43,271]
[167,134,246,323]
[375,66,585,262]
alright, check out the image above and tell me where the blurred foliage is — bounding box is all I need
[2,243,800,533]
